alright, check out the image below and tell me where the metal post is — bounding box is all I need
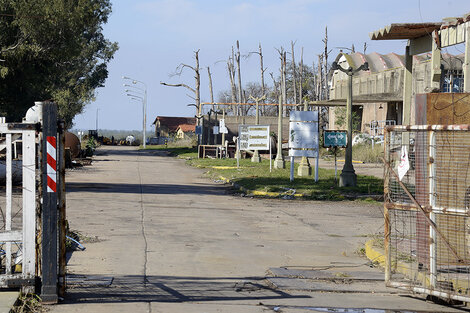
[5,134,12,275]
[429,131,437,287]
[290,156,294,182]
[143,88,147,148]
[384,130,391,284]
[58,121,66,297]
[41,101,58,303]
[221,108,226,151]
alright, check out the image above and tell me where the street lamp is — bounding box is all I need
[331,61,369,187]
[122,76,147,148]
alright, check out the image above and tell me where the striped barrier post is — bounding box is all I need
[46,136,57,193]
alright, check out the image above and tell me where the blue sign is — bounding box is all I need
[324,130,347,147]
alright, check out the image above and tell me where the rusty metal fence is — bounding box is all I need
[384,125,470,302]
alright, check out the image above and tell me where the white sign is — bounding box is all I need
[289,111,318,122]
[397,146,410,181]
[288,111,319,158]
[238,125,270,151]
[219,119,228,134]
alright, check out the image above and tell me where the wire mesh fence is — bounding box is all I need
[384,125,470,302]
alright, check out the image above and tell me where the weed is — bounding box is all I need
[11,293,45,313]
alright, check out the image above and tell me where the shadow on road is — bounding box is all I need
[66,182,227,195]
[63,274,309,304]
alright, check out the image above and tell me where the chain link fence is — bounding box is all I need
[384,125,470,302]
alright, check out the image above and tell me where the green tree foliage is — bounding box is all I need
[334,107,362,131]
[0,0,118,126]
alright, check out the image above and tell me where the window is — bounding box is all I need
[442,69,464,93]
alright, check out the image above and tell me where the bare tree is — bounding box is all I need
[247,43,267,115]
[236,40,243,116]
[207,66,214,144]
[227,48,237,115]
[291,40,297,105]
[161,49,201,140]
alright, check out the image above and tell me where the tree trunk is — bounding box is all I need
[299,47,303,107]
[282,51,287,117]
[228,48,237,115]
[291,41,297,106]
[195,50,201,144]
[207,66,214,144]
[236,40,243,117]
[259,43,266,116]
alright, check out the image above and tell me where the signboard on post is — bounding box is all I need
[324,130,347,148]
[288,111,319,182]
[195,125,202,135]
[237,125,271,170]
[288,111,319,158]
[238,125,270,151]
[219,119,228,134]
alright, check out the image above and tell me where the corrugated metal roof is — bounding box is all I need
[334,52,461,75]
[370,23,442,40]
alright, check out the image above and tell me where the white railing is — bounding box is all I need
[0,123,36,289]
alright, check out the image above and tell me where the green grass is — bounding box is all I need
[165,150,384,200]
[141,145,198,157]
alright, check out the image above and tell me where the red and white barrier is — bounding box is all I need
[46,136,57,193]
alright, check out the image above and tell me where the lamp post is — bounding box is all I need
[123,76,147,148]
[331,61,369,187]
[95,108,100,133]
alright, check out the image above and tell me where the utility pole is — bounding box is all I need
[331,60,369,187]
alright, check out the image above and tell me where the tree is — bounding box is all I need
[0,0,118,126]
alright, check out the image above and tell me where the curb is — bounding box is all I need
[364,239,470,293]
[218,175,305,198]
[364,239,386,267]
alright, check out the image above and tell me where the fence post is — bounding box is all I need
[58,120,67,297]
[41,102,58,303]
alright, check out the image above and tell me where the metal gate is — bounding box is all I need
[0,122,37,289]
[384,125,470,302]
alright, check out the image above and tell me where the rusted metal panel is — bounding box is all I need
[426,93,470,125]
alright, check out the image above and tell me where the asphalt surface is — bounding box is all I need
[46,146,467,313]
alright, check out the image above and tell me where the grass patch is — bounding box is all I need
[141,145,197,158]
[169,152,383,200]
[322,144,384,164]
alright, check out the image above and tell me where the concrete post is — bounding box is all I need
[403,44,413,125]
[297,100,311,176]
[274,95,285,169]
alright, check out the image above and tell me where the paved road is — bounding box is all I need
[48,146,466,312]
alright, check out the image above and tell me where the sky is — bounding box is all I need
[72,0,470,131]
